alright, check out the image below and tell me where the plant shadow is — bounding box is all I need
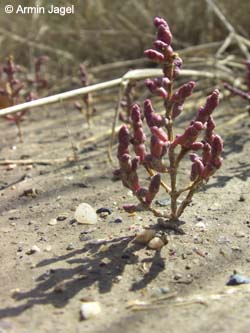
[0,231,173,319]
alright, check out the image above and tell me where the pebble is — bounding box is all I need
[17,245,23,252]
[149,287,170,298]
[148,237,165,250]
[74,203,98,224]
[80,302,101,320]
[234,231,245,238]
[134,229,156,244]
[231,246,242,252]
[109,217,123,224]
[66,243,75,250]
[57,214,68,221]
[48,219,58,226]
[173,273,182,281]
[114,217,123,223]
[96,207,112,215]
[195,222,206,231]
[239,195,245,202]
[45,245,52,252]
[226,274,250,286]
[26,245,41,255]
[127,190,133,197]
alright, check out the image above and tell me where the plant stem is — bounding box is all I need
[16,119,23,142]
[168,146,178,219]
[86,102,91,126]
[136,195,171,218]
[163,61,178,220]
[176,178,202,218]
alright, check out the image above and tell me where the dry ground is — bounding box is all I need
[0,91,250,333]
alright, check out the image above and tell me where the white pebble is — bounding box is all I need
[195,222,206,230]
[135,229,156,244]
[74,203,98,224]
[48,218,57,226]
[148,237,165,250]
[80,302,101,320]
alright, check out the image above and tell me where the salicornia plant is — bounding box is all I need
[116,17,223,225]
[74,64,92,125]
[0,55,49,141]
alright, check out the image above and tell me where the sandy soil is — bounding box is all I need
[0,93,250,333]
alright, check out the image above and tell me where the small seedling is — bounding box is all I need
[27,55,49,96]
[0,55,27,141]
[0,55,49,141]
[116,17,223,227]
[74,64,92,125]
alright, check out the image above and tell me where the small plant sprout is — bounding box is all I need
[74,64,92,125]
[0,55,26,141]
[27,55,49,96]
[0,55,49,141]
[116,17,223,228]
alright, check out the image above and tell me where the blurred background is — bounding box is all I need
[0,0,249,88]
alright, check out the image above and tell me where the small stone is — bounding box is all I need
[74,203,98,224]
[80,302,101,320]
[226,274,250,286]
[149,287,170,298]
[195,222,206,230]
[26,245,41,255]
[96,207,112,215]
[113,275,122,283]
[45,245,52,252]
[148,237,165,250]
[48,219,58,226]
[134,229,156,244]
[173,273,182,281]
[231,246,242,252]
[57,214,68,221]
[114,217,123,223]
[234,231,245,238]
[66,243,75,250]
[239,195,245,202]
[17,245,23,252]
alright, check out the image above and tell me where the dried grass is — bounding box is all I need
[0,0,249,70]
